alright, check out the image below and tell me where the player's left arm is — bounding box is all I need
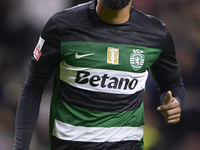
[157,91,182,124]
[151,29,186,124]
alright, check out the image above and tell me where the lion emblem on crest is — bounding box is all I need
[130,49,145,71]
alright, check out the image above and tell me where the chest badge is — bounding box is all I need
[107,47,119,65]
[130,49,145,71]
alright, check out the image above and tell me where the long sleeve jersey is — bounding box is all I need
[14,0,186,150]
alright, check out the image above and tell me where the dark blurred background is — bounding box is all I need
[0,0,200,149]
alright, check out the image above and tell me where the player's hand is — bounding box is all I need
[157,91,181,124]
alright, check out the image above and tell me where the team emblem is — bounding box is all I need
[130,49,145,71]
[107,47,119,65]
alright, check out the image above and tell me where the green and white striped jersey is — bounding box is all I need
[28,0,183,149]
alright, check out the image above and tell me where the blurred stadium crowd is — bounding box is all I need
[0,0,200,149]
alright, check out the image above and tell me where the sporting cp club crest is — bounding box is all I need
[130,49,145,71]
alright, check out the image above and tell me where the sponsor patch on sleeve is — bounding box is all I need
[33,37,45,61]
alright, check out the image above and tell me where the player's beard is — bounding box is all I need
[101,0,131,10]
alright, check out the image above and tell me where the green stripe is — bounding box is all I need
[139,137,144,149]
[56,101,144,127]
[61,41,161,73]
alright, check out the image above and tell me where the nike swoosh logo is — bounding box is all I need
[75,52,95,59]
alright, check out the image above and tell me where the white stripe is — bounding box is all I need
[60,61,148,94]
[37,36,45,51]
[53,119,144,142]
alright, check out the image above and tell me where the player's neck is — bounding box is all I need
[96,0,132,24]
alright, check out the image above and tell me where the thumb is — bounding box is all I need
[157,91,173,111]
[163,91,173,105]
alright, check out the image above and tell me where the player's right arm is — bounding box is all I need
[13,14,61,150]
